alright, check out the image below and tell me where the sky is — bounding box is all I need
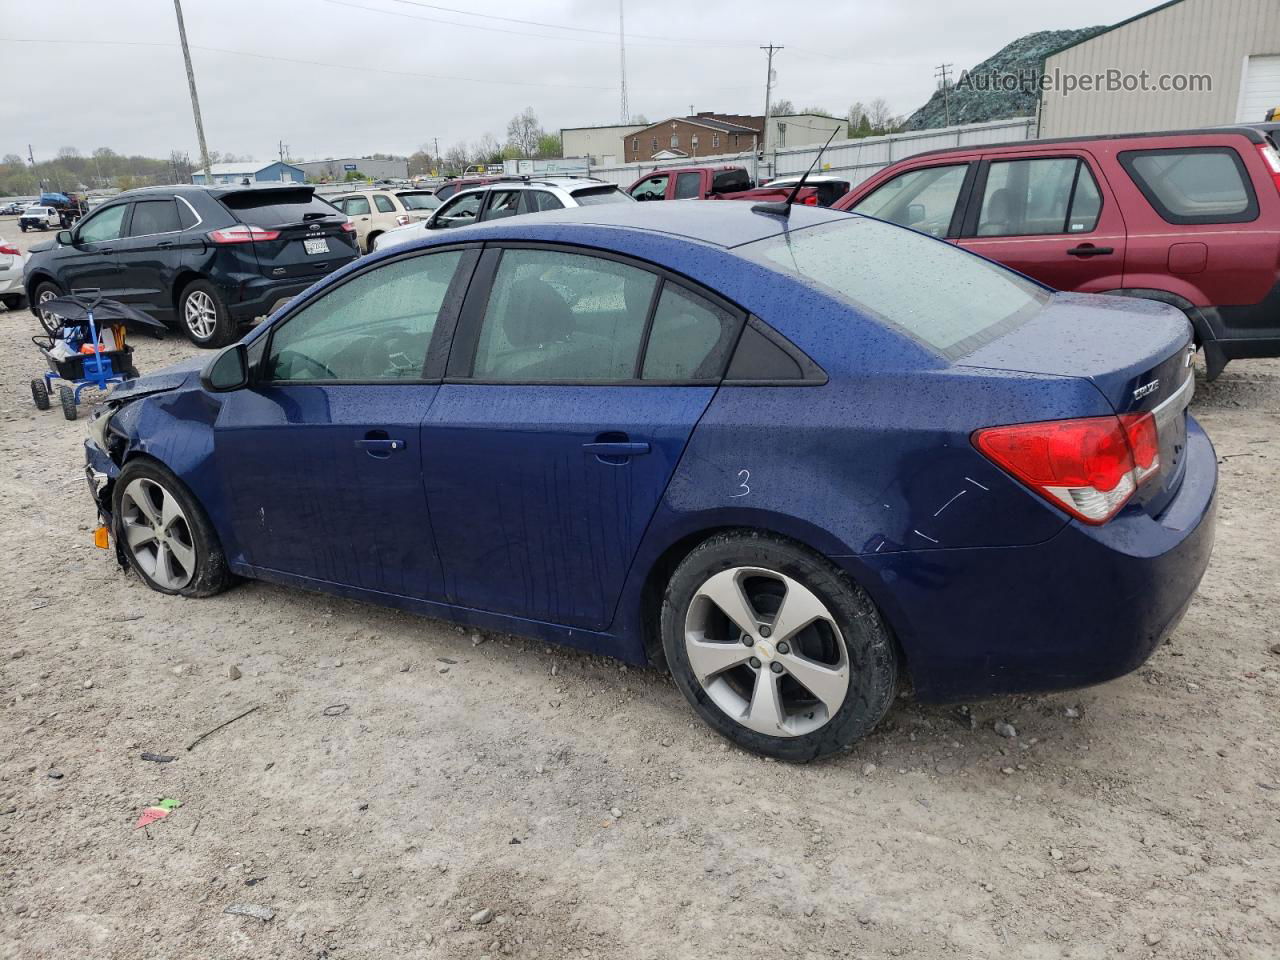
[2,0,1161,163]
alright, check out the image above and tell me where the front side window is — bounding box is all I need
[641,284,737,380]
[851,164,967,238]
[744,217,1049,359]
[1120,147,1257,224]
[77,204,128,243]
[674,172,703,199]
[433,192,483,228]
[631,175,669,201]
[373,194,397,214]
[976,157,1101,236]
[267,251,463,381]
[471,249,657,381]
[129,199,182,236]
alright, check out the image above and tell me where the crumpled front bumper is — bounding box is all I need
[84,437,119,519]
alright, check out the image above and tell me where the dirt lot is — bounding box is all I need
[1,216,1277,960]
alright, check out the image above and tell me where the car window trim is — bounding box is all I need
[443,240,748,386]
[257,242,483,387]
[1117,145,1260,225]
[959,153,1105,239]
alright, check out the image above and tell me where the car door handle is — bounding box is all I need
[157,240,175,247]
[583,440,651,463]
[355,436,407,458]
[1066,244,1114,257]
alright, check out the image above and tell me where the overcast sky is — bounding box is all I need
[2,0,1159,162]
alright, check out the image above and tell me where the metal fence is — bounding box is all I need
[585,117,1038,188]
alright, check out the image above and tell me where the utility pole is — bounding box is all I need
[618,0,629,124]
[935,63,954,127]
[173,0,212,182]
[760,45,783,178]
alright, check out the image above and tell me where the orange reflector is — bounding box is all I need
[93,525,110,549]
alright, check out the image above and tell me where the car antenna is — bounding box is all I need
[752,126,840,218]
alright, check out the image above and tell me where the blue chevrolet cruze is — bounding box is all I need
[83,202,1217,760]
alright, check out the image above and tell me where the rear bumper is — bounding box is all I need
[217,262,355,321]
[844,415,1218,702]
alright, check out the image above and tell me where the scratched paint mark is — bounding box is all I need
[964,476,990,491]
[729,469,751,498]
[913,529,939,544]
[933,489,967,517]
[875,541,885,552]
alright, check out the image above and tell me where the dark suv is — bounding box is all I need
[834,125,1280,379]
[23,185,358,347]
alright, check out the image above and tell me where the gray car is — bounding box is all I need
[374,177,632,252]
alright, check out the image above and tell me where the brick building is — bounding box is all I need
[622,112,762,163]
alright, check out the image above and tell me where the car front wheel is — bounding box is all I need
[179,279,235,348]
[32,281,64,335]
[112,458,233,597]
[661,532,898,762]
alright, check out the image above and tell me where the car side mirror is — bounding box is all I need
[906,203,926,225]
[200,343,249,392]
[57,230,74,245]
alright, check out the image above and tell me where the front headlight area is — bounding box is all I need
[88,404,115,454]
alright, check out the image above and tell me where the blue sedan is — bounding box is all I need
[83,202,1216,761]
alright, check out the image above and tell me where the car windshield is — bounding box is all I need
[570,186,633,205]
[398,192,440,210]
[741,216,1050,358]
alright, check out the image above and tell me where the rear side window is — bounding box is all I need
[523,190,565,213]
[373,194,396,213]
[471,249,657,381]
[744,217,1049,359]
[712,169,752,193]
[346,196,371,216]
[674,172,703,199]
[398,192,439,211]
[129,199,182,236]
[641,285,738,380]
[1120,147,1258,224]
[220,189,339,227]
[570,187,630,206]
[975,157,1102,236]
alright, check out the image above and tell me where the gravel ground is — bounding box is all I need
[1,216,1278,959]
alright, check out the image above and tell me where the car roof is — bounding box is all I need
[898,124,1271,163]
[416,199,847,249]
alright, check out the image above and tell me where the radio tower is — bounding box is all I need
[618,0,629,123]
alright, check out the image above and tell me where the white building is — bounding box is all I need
[769,114,849,149]
[1039,0,1280,137]
[560,123,648,166]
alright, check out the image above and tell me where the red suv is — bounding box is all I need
[834,125,1280,379]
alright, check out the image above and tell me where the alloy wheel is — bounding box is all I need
[683,566,850,737]
[119,478,197,590]
[184,290,217,340]
[37,289,61,334]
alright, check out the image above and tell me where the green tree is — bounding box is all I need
[536,132,562,159]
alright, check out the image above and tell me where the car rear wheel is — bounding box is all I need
[32,281,63,335]
[661,532,898,762]
[179,279,235,348]
[112,459,232,598]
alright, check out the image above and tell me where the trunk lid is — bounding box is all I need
[217,187,357,281]
[960,291,1196,514]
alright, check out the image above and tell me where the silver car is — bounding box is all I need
[0,237,26,311]
[374,177,632,252]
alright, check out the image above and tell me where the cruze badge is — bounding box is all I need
[1132,380,1160,400]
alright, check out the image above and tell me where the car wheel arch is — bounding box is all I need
[171,270,207,311]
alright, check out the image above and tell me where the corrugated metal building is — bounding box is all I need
[561,124,648,165]
[294,157,409,181]
[1039,0,1280,137]
[191,161,305,185]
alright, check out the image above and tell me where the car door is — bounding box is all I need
[422,244,743,630]
[630,174,670,201]
[56,202,132,295]
[846,161,975,238]
[112,197,185,313]
[213,246,479,599]
[956,151,1127,293]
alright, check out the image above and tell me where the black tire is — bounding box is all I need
[177,279,236,348]
[59,385,77,421]
[32,280,64,336]
[111,458,233,598]
[1,293,25,311]
[661,531,898,762]
[364,232,381,254]
[18,224,27,233]
[30,379,49,410]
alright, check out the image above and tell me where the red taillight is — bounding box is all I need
[0,242,19,256]
[395,214,412,226]
[973,414,1160,525]
[207,224,280,244]
[341,221,356,233]
[1256,143,1280,195]
[801,195,819,206]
